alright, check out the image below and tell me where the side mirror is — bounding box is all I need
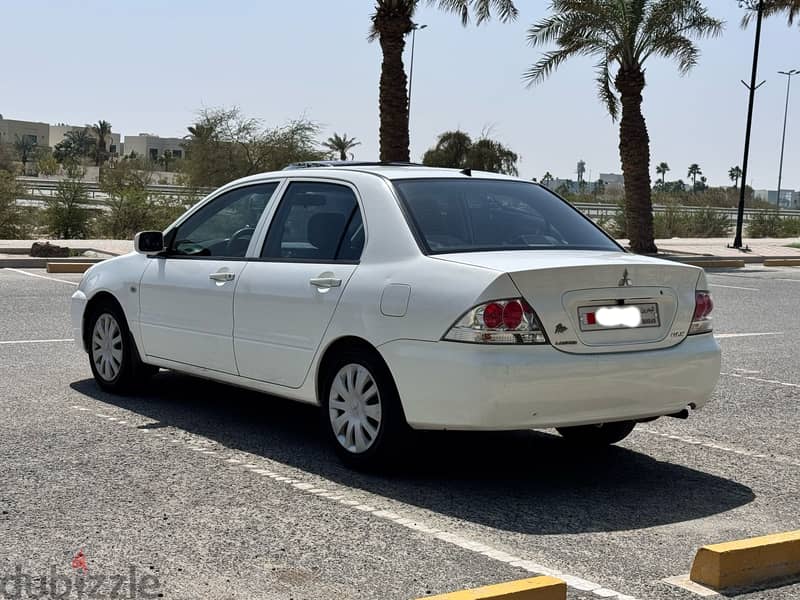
[134,231,165,255]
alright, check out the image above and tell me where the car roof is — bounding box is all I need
[228,162,517,185]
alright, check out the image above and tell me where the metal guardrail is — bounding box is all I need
[572,202,800,222]
[16,176,211,202]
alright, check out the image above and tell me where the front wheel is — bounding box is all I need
[556,420,636,447]
[321,351,408,470]
[87,302,156,393]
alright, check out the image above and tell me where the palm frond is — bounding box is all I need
[596,59,620,120]
[637,0,723,71]
[431,0,518,25]
[742,0,800,27]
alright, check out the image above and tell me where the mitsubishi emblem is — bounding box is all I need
[618,268,632,287]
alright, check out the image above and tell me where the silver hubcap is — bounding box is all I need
[92,313,123,381]
[328,364,382,454]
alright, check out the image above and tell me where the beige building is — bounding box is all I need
[123,134,184,160]
[0,115,49,147]
[49,123,122,156]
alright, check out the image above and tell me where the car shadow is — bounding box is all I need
[70,372,755,536]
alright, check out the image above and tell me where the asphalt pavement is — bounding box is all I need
[1,265,799,600]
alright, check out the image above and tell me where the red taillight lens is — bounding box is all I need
[483,302,504,328]
[689,291,713,335]
[502,300,523,329]
[694,291,713,320]
[444,298,547,344]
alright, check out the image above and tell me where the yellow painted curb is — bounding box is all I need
[417,576,566,600]
[679,259,745,268]
[690,530,800,590]
[764,258,800,267]
[46,262,94,273]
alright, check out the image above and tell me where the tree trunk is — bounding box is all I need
[340,149,347,161]
[377,22,410,162]
[616,68,657,254]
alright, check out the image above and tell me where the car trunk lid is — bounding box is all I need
[434,250,702,354]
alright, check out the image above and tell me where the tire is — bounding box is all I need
[556,420,636,447]
[320,349,408,470]
[86,301,157,394]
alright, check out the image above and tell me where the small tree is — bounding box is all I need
[0,171,28,238]
[181,107,325,188]
[43,166,93,238]
[13,136,36,174]
[97,158,155,239]
[158,150,173,172]
[422,129,519,175]
[323,133,361,161]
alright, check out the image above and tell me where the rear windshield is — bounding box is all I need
[393,179,621,254]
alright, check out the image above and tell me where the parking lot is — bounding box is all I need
[1,265,799,600]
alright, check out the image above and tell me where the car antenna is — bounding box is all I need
[460,168,472,177]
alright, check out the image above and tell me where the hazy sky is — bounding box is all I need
[2,1,799,189]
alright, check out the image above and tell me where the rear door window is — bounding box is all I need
[261,182,364,262]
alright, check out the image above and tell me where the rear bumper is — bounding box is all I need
[379,334,721,430]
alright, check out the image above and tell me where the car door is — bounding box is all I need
[138,182,280,374]
[233,180,365,387]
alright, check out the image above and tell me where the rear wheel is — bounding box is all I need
[321,350,407,470]
[87,301,157,393]
[556,420,636,447]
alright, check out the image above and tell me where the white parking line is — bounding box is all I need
[715,332,783,339]
[722,371,800,389]
[69,404,641,600]
[637,429,800,469]
[709,283,758,291]
[2,267,79,286]
[0,338,73,345]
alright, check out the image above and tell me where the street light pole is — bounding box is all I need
[732,0,766,250]
[407,23,427,138]
[776,69,799,211]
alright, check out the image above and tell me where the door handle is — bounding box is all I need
[209,272,236,282]
[309,277,341,288]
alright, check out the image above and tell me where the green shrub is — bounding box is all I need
[687,207,731,237]
[748,211,783,238]
[43,176,95,239]
[779,217,800,237]
[0,171,27,238]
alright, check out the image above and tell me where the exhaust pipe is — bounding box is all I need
[667,404,696,420]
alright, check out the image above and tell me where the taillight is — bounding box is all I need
[689,290,713,335]
[443,298,547,344]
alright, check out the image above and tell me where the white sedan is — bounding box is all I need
[71,163,721,468]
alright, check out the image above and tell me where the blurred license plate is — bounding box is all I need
[578,303,660,331]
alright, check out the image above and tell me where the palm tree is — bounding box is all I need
[729,165,742,188]
[525,1,723,254]
[91,120,112,166]
[655,162,670,185]
[541,171,555,186]
[323,133,361,161]
[742,0,800,27]
[687,163,702,190]
[369,0,518,162]
[421,130,473,167]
